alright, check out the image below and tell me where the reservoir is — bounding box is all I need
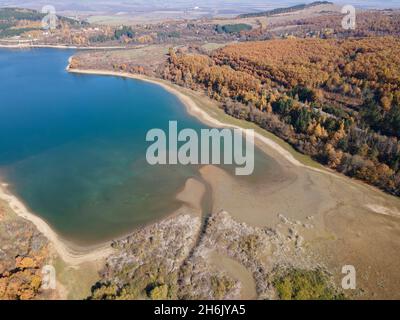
[0,48,278,245]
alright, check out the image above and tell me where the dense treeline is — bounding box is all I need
[293,11,400,38]
[216,24,252,34]
[114,26,135,40]
[238,1,332,19]
[0,7,44,20]
[162,38,400,196]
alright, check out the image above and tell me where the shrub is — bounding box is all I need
[273,268,345,300]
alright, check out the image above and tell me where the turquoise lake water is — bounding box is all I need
[0,48,277,245]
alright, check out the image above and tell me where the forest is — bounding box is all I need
[161,37,400,196]
[0,7,86,38]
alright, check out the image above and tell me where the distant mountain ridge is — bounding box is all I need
[238,1,333,18]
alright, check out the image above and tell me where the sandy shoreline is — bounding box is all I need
[0,174,206,266]
[0,44,126,50]
[0,183,114,266]
[66,67,394,184]
[66,66,304,168]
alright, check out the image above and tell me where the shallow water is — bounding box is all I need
[0,48,279,245]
